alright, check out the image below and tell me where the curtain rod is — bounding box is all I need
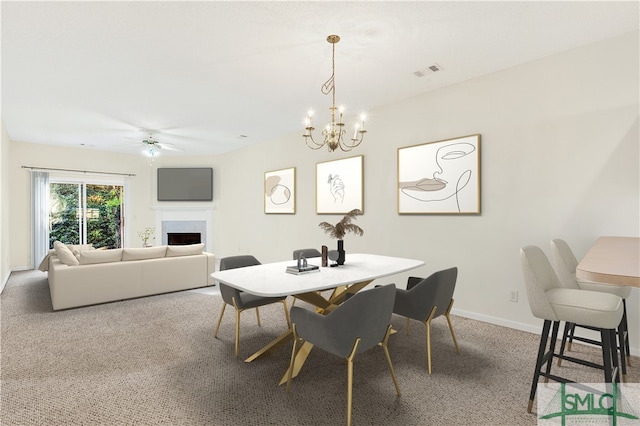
[22,166,136,177]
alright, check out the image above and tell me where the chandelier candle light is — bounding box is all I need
[303,35,366,152]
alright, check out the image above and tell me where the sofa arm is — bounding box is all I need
[205,252,216,285]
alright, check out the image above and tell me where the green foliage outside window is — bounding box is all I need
[49,183,123,249]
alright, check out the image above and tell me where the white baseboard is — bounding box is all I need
[451,308,542,335]
[12,265,33,271]
[1,266,38,294]
[0,270,10,294]
[451,307,639,357]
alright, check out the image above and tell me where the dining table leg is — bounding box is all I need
[244,328,294,363]
[278,340,315,386]
[327,280,373,305]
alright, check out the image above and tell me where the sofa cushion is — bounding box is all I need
[67,243,95,256]
[78,248,123,265]
[122,246,167,261]
[166,243,205,257]
[53,241,80,266]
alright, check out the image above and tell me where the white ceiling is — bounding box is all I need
[2,1,638,156]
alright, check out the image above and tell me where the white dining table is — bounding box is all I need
[211,253,425,384]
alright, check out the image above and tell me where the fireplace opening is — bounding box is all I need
[167,232,201,246]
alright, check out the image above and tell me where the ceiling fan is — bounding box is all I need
[139,136,183,157]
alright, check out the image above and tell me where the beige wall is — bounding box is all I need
[5,33,639,352]
[214,32,640,350]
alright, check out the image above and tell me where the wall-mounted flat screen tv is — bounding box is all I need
[157,167,213,201]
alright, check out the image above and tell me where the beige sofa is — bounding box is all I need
[47,242,216,310]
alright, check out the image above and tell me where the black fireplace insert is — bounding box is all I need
[167,233,201,246]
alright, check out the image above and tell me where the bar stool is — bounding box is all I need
[551,239,631,370]
[520,246,623,413]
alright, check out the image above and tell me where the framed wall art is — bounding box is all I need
[398,134,480,214]
[316,155,363,214]
[264,167,295,214]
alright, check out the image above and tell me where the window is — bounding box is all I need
[49,180,125,249]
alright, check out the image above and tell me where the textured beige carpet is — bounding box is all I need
[1,270,638,425]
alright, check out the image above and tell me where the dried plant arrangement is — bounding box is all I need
[318,209,364,240]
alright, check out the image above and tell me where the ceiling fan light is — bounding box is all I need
[144,146,160,157]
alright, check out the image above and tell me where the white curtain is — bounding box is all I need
[31,171,50,268]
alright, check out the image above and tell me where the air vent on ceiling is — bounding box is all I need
[413,63,444,78]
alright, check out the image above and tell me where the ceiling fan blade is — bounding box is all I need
[117,142,146,148]
[158,143,184,152]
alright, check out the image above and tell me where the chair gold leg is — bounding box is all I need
[255,307,261,326]
[445,313,460,354]
[445,299,460,354]
[347,357,353,426]
[346,338,361,426]
[425,320,432,374]
[382,325,401,396]
[286,324,299,394]
[215,299,245,358]
[235,307,241,357]
[424,306,437,374]
[214,303,227,338]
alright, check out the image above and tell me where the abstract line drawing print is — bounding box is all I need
[265,175,291,205]
[316,155,363,214]
[398,135,480,214]
[265,167,295,214]
[327,174,345,203]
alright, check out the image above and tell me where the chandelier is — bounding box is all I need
[303,35,366,152]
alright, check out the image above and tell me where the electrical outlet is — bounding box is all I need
[509,290,518,302]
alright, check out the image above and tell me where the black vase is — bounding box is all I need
[337,240,345,265]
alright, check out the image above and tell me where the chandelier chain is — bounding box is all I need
[321,41,336,104]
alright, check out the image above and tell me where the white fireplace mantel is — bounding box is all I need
[152,205,214,253]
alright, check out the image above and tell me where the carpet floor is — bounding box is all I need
[1,270,638,425]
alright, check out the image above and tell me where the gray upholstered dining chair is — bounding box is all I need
[285,284,400,426]
[292,248,322,260]
[391,267,460,374]
[520,245,623,413]
[214,255,291,357]
[550,238,631,371]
